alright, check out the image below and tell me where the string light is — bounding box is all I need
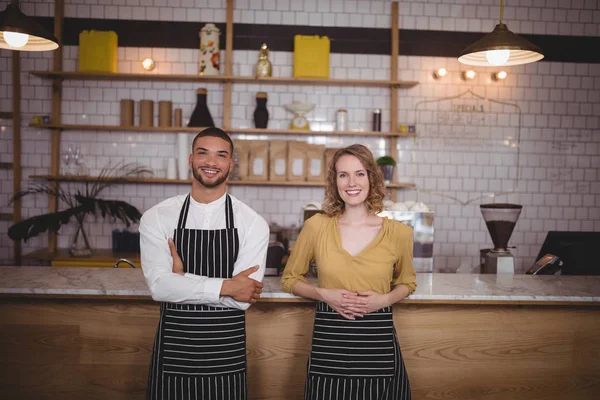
[433,68,447,79]
[462,70,476,80]
[492,71,508,81]
[141,58,156,71]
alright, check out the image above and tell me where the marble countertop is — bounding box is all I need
[1,266,599,304]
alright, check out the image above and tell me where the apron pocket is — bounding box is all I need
[161,306,246,376]
[309,303,396,377]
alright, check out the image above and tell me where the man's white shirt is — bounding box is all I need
[139,193,269,310]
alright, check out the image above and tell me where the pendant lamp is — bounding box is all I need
[458,0,543,66]
[0,0,59,51]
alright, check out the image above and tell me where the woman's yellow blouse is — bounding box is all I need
[281,214,417,295]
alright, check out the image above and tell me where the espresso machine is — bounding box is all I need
[480,203,522,274]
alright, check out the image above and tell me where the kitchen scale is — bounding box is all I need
[480,203,522,274]
[285,101,314,130]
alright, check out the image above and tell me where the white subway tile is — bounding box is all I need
[3,0,599,270]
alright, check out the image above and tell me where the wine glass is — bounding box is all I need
[74,147,88,176]
[72,147,80,175]
[62,145,73,175]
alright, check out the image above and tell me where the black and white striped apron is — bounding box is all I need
[147,194,247,400]
[305,302,410,400]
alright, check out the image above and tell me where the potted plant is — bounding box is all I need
[376,155,396,183]
[8,162,152,256]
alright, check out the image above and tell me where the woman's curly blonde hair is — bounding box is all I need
[322,144,386,217]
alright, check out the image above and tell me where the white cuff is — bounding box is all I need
[203,277,224,304]
[219,296,251,311]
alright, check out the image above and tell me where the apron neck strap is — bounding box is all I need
[177,194,191,229]
[177,194,236,230]
[225,194,235,229]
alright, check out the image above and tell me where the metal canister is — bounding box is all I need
[336,109,348,131]
[372,108,382,131]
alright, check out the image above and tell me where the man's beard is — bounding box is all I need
[191,164,230,188]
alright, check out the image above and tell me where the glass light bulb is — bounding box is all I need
[3,31,29,48]
[141,58,155,71]
[497,71,507,80]
[437,68,447,77]
[485,49,510,66]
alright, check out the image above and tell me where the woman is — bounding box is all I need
[281,144,416,400]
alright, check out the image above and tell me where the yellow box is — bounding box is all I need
[293,35,330,79]
[78,30,118,73]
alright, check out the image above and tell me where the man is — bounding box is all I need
[140,127,269,400]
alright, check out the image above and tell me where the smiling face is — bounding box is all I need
[189,135,233,188]
[335,154,370,208]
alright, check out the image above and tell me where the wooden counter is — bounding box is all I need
[0,267,599,399]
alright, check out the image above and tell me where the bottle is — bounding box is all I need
[188,88,215,127]
[372,108,381,131]
[255,43,273,78]
[253,92,269,129]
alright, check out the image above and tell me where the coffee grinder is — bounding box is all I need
[480,203,522,274]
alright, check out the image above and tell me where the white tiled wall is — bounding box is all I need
[20,0,600,35]
[1,0,599,271]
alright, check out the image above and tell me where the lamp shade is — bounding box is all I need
[458,23,543,66]
[0,1,59,51]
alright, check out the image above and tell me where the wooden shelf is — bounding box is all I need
[0,111,13,119]
[229,128,415,138]
[23,248,140,267]
[0,162,13,170]
[29,175,416,189]
[29,123,209,133]
[29,123,415,138]
[228,76,418,88]
[30,71,419,89]
[30,71,226,83]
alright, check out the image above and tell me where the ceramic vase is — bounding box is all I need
[188,88,215,127]
[253,92,269,128]
[199,23,220,76]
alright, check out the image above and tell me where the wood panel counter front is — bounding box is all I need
[0,267,599,399]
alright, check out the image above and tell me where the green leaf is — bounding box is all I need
[7,206,87,242]
[7,162,151,243]
[376,155,396,166]
[75,195,142,227]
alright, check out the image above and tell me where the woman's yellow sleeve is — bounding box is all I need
[280,215,320,293]
[391,223,417,295]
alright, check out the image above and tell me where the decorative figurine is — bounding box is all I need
[255,43,273,78]
[198,23,220,75]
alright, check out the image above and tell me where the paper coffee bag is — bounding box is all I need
[269,140,288,181]
[249,141,269,181]
[305,144,325,182]
[287,141,307,182]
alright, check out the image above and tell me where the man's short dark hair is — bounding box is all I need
[191,127,234,154]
